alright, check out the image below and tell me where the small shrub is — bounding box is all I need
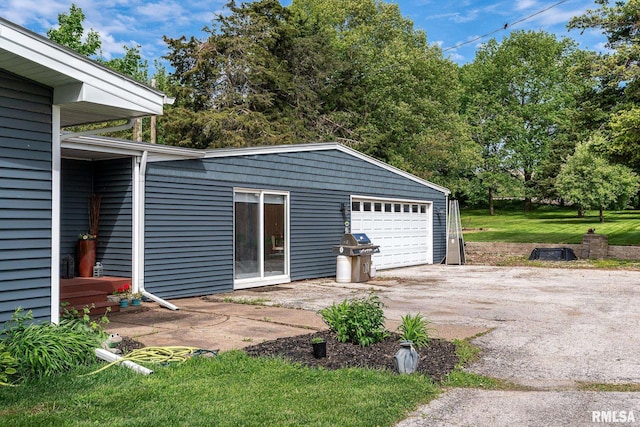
[317,299,349,335]
[318,293,389,346]
[0,342,17,386]
[397,313,430,348]
[60,303,110,334]
[3,308,103,381]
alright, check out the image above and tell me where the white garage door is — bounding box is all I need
[350,198,432,270]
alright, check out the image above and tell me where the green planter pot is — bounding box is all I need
[119,299,129,308]
[131,298,141,307]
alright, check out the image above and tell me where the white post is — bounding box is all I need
[51,105,61,324]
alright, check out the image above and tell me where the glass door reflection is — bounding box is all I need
[234,192,260,279]
[264,194,285,277]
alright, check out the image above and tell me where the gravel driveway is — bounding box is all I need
[233,264,640,426]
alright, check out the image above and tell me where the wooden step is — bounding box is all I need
[61,276,131,295]
[63,300,120,317]
[60,289,108,307]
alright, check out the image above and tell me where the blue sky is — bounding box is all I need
[2,0,607,68]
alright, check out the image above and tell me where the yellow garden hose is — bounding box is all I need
[86,346,211,376]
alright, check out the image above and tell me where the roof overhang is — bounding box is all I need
[0,18,170,127]
[61,136,204,162]
[60,138,449,194]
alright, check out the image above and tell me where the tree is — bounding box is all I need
[291,0,479,191]
[46,3,101,57]
[102,45,149,83]
[569,0,640,171]
[162,0,479,192]
[461,31,581,211]
[163,0,334,148]
[555,136,638,222]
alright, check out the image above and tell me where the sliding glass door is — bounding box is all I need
[234,189,289,288]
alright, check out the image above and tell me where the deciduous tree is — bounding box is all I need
[555,135,638,222]
[569,0,640,171]
[46,3,101,57]
[461,31,581,211]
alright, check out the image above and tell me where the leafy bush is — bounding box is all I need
[397,313,431,348]
[0,342,17,386]
[3,308,103,381]
[318,294,389,346]
[60,303,110,334]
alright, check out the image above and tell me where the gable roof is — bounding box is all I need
[63,136,450,195]
[202,143,450,195]
[0,18,169,127]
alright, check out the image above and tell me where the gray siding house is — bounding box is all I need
[0,18,168,324]
[1,18,450,325]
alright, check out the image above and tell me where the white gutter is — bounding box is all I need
[60,119,135,141]
[62,135,205,160]
[133,150,178,311]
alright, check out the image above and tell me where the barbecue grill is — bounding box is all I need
[333,233,380,282]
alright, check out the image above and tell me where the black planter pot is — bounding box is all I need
[312,341,326,359]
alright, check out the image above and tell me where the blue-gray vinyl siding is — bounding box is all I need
[0,69,52,324]
[94,158,133,277]
[61,158,132,278]
[144,149,447,298]
[61,159,92,260]
[144,174,233,298]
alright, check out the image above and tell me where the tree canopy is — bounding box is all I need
[555,135,638,222]
[569,0,640,171]
[46,3,101,57]
[45,0,640,214]
[161,0,478,192]
[461,30,583,211]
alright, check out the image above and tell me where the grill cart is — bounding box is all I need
[333,233,380,283]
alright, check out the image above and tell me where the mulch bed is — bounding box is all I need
[243,330,459,382]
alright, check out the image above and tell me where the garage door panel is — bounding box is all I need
[351,197,431,269]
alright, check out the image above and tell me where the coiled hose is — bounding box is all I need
[86,346,216,376]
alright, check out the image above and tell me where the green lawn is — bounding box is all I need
[0,351,439,427]
[461,206,640,246]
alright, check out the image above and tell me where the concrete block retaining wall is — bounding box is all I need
[465,240,640,261]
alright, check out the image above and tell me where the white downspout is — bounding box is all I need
[134,151,178,311]
[51,105,61,324]
[132,156,141,294]
[444,195,450,264]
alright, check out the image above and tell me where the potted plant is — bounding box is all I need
[77,194,101,277]
[106,291,121,304]
[131,292,142,306]
[311,337,326,359]
[115,284,131,308]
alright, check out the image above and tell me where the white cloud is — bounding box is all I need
[515,0,537,11]
[446,51,465,62]
[4,0,68,27]
[135,1,187,22]
[452,9,480,23]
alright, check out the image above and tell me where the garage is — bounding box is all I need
[350,197,433,269]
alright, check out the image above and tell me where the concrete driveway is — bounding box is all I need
[227,264,640,426]
[108,264,640,426]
